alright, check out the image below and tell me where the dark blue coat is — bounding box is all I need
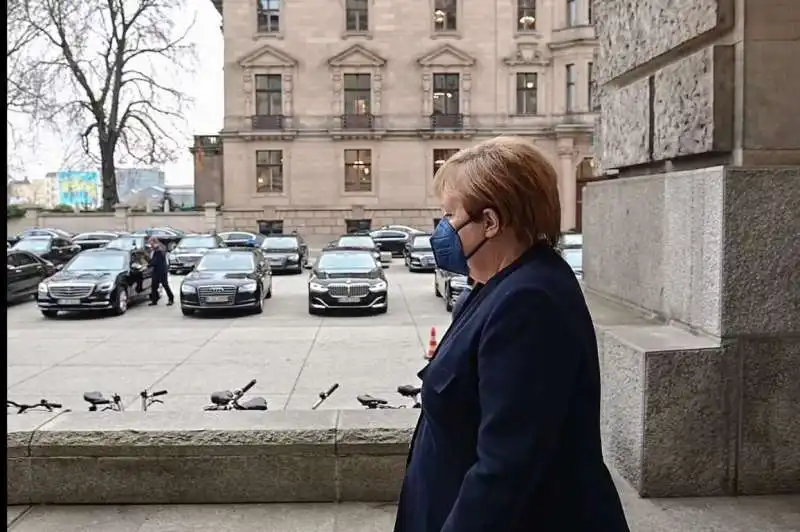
[148,247,168,277]
[394,243,629,532]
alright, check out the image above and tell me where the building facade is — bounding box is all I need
[199,0,598,233]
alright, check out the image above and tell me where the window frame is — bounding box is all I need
[566,0,578,27]
[432,0,458,35]
[256,0,281,34]
[343,73,372,116]
[516,0,536,32]
[432,148,459,178]
[343,149,373,193]
[587,62,594,111]
[255,150,284,194]
[515,72,538,115]
[432,73,461,116]
[345,0,369,33]
[254,74,283,116]
[565,63,576,114]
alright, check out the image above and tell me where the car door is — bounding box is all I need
[132,250,153,293]
[13,251,44,295]
[7,253,27,298]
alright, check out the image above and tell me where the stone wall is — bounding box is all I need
[589,0,800,497]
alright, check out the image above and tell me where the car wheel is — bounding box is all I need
[444,285,454,311]
[252,293,264,314]
[265,284,272,299]
[434,280,442,298]
[41,310,58,319]
[113,287,129,315]
[181,308,195,316]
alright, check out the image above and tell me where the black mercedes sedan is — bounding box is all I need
[308,250,388,315]
[260,234,308,273]
[8,227,74,247]
[179,249,273,316]
[72,231,127,250]
[36,247,153,318]
[131,227,184,250]
[218,231,264,249]
[404,234,436,272]
[7,249,57,303]
[11,236,81,268]
[169,234,226,275]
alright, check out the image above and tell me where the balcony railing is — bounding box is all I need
[194,135,221,148]
[251,114,284,130]
[340,114,375,130]
[430,114,463,130]
[549,25,597,47]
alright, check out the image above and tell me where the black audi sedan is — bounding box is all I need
[434,268,470,312]
[169,234,226,275]
[36,247,153,318]
[368,228,410,257]
[218,231,264,249]
[179,249,273,316]
[72,231,127,250]
[308,250,388,315]
[11,236,81,268]
[7,249,57,303]
[404,234,436,272]
[260,234,308,273]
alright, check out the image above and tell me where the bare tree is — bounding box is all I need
[21,0,196,210]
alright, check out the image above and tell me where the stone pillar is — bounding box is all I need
[113,204,130,232]
[203,202,219,233]
[557,138,577,231]
[589,0,800,497]
[23,206,40,227]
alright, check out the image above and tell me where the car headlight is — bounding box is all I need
[181,284,196,294]
[369,280,388,292]
[239,281,258,293]
[410,254,421,260]
[309,282,327,292]
[288,254,299,262]
[96,282,114,292]
[37,283,48,294]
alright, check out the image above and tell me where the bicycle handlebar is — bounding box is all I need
[151,390,168,397]
[322,383,339,397]
[140,389,168,399]
[7,399,62,412]
[241,379,257,395]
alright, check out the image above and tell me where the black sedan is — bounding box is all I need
[404,234,436,271]
[308,250,388,315]
[259,234,308,273]
[324,235,390,267]
[434,268,470,312]
[369,229,410,257]
[131,227,184,250]
[105,235,147,251]
[11,236,81,268]
[169,234,226,275]
[179,249,273,316]
[219,231,264,249]
[8,227,74,246]
[7,249,57,303]
[72,231,127,250]
[36,247,153,318]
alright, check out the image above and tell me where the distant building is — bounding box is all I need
[115,168,166,202]
[7,178,52,207]
[125,184,195,210]
[167,184,195,208]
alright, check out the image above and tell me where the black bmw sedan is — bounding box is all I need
[179,249,272,316]
[36,247,153,318]
[308,250,388,315]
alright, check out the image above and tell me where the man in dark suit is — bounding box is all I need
[147,237,174,306]
[395,136,629,532]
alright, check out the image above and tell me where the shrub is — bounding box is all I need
[7,205,26,219]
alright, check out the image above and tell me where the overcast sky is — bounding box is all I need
[10,2,223,186]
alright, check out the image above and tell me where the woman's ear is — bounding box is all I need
[483,208,501,238]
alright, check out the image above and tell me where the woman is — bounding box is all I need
[147,237,174,306]
[394,137,629,532]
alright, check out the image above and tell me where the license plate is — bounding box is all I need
[338,296,361,303]
[270,259,283,265]
[58,299,81,305]
[205,296,229,303]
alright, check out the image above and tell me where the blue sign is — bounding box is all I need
[57,171,100,207]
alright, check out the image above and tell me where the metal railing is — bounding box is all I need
[251,115,284,130]
[430,113,464,130]
[340,114,376,130]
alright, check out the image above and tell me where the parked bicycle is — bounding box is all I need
[6,399,63,414]
[83,388,168,412]
[204,379,341,411]
[357,384,421,410]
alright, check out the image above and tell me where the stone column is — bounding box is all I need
[113,203,130,232]
[557,139,577,231]
[24,206,40,227]
[203,202,219,233]
[589,0,799,498]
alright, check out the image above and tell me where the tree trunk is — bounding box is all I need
[99,141,119,212]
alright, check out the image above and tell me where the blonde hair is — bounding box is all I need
[433,136,561,247]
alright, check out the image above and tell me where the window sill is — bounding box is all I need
[342,31,373,40]
[509,113,545,118]
[430,31,461,39]
[252,31,284,41]
[514,30,542,39]
[342,190,376,196]
[254,191,286,197]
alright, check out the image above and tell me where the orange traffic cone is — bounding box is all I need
[425,327,438,361]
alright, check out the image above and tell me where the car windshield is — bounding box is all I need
[65,253,127,271]
[337,236,374,248]
[197,253,254,272]
[262,237,298,249]
[177,236,215,248]
[563,248,583,269]
[106,237,144,249]
[318,253,376,270]
[560,233,583,249]
[13,239,51,253]
[412,236,432,250]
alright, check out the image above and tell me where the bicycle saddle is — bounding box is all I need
[83,391,110,405]
[357,394,388,406]
[238,397,268,411]
[211,390,234,405]
[397,385,421,397]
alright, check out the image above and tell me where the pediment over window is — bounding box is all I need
[416,44,476,67]
[237,44,298,68]
[327,44,386,68]
[502,43,549,67]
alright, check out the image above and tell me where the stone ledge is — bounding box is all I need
[7,409,419,505]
